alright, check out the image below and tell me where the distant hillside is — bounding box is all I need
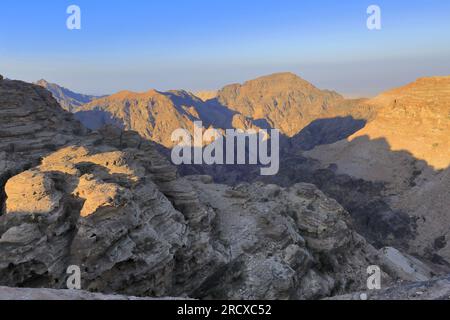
[75,73,374,147]
[306,76,450,184]
[75,89,246,148]
[35,79,100,112]
[194,90,217,102]
[305,77,450,262]
[215,72,347,137]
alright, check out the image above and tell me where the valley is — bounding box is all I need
[0,72,449,300]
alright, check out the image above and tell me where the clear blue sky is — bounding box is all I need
[1,0,449,97]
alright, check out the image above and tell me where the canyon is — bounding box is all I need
[0,72,448,300]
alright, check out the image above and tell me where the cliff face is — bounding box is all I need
[0,77,391,299]
[0,78,89,201]
[75,89,237,148]
[215,72,346,137]
[213,72,377,137]
[307,76,450,183]
[73,73,375,148]
[306,77,450,263]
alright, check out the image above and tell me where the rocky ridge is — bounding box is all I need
[73,73,375,148]
[305,76,450,263]
[0,77,398,299]
[35,79,99,112]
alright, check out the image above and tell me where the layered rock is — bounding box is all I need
[0,79,395,299]
[73,73,375,149]
[75,89,241,148]
[0,141,387,298]
[305,77,450,263]
[306,76,450,187]
[0,78,88,214]
[185,179,386,299]
[215,72,374,137]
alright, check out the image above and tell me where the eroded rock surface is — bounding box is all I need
[0,286,174,300]
[0,79,396,299]
[0,140,387,299]
[329,275,450,300]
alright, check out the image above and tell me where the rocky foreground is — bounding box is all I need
[0,77,448,300]
[329,275,450,300]
[0,286,151,300]
[2,275,450,300]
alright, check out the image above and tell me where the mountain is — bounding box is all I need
[3,76,414,299]
[74,72,375,148]
[170,74,450,269]
[35,79,100,112]
[305,76,450,263]
[75,89,238,148]
[214,72,371,137]
[306,76,450,189]
[0,78,88,177]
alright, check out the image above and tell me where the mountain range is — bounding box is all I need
[38,72,449,265]
[35,79,100,112]
[0,71,448,299]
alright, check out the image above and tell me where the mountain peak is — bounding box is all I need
[36,79,49,85]
[215,72,345,136]
[243,72,310,86]
[35,79,99,112]
[105,89,161,100]
[254,72,303,80]
[372,75,450,106]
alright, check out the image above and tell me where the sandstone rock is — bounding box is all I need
[74,72,374,148]
[0,139,386,299]
[305,76,450,263]
[0,78,88,181]
[75,89,208,148]
[215,72,373,137]
[1,77,435,301]
[186,179,385,299]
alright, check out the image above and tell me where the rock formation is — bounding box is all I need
[35,79,99,112]
[1,76,448,300]
[0,78,400,299]
[75,89,222,148]
[214,72,374,137]
[73,73,375,148]
[305,77,450,263]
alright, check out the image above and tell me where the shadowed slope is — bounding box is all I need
[35,79,100,112]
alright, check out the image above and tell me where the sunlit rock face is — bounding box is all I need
[305,77,450,263]
[0,141,387,299]
[307,76,450,183]
[0,76,448,300]
[74,73,374,149]
[0,79,392,299]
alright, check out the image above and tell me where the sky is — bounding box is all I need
[0,0,450,97]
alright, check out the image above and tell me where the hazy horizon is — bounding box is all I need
[1,0,450,97]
